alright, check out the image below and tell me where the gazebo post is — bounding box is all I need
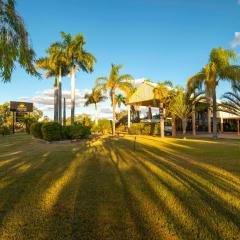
[220,117,224,133]
[127,105,131,129]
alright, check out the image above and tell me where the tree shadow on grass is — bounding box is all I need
[102,137,240,240]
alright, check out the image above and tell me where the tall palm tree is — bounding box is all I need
[36,44,68,123]
[84,87,106,126]
[154,81,176,137]
[187,48,240,139]
[0,0,39,82]
[97,64,134,135]
[60,32,96,125]
[48,42,68,124]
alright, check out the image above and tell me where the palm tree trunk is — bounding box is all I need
[212,89,218,139]
[58,67,62,124]
[70,66,75,126]
[182,118,187,136]
[54,77,59,122]
[192,105,196,136]
[208,108,212,134]
[172,114,176,137]
[95,103,98,126]
[63,97,66,126]
[112,91,116,135]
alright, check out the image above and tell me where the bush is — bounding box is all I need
[30,122,43,139]
[61,125,90,140]
[61,125,72,140]
[41,122,62,141]
[0,126,11,136]
[129,123,160,135]
[116,124,127,132]
[69,124,91,139]
[24,116,37,134]
[92,119,112,134]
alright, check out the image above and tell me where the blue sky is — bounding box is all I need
[1,0,240,118]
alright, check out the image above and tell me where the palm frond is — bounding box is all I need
[186,71,205,93]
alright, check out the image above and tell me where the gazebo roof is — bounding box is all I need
[128,81,160,107]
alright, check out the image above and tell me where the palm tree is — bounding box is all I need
[60,32,96,125]
[48,42,68,124]
[0,0,39,82]
[84,87,106,126]
[221,86,240,116]
[169,87,204,136]
[115,94,126,108]
[97,64,134,135]
[36,44,68,123]
[187,48,240,139]
[154,81,176,137]
[221,86,240,135]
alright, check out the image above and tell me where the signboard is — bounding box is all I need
[10,101,33,113]
[10,101,33,134]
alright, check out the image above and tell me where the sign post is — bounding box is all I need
[10,101,33,134]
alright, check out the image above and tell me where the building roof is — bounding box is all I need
[128,81,159,106]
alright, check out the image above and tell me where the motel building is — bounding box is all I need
[126,81,240,135]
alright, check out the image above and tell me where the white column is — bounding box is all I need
[220,117,224,133]
[128,105,131,128]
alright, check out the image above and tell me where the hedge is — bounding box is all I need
[129,123,160,135]
[41,122,62,141]
[30,122,43,139]
[31,122,91,141]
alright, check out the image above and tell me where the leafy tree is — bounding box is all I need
[0,102,11,127]
[187,48,240,138]
[0,0,39,82]
[96,64,134,135]
[84,87,106,126]
[60,32,96,125]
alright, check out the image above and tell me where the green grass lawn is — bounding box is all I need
[0,134,239,240]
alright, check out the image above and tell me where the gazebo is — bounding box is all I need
[127,81,240,135]
[127,81,165,136]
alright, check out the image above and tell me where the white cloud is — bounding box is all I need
[100,107,112,114]
[238,0,240,5]
[230,32,240,48]
[17,78,149,119]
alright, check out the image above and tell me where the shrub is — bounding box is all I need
[61,125,72,140]
[62,124,91,140]
[41,122,62,141]
[92,119,112,134]
[24,116,37,134]
[69,124,91,139]
[129,123,160,135]
[0,126,11,136]
[30,122,43,139]
[116,124,127,132]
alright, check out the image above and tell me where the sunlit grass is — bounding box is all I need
[0,134,239,239]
